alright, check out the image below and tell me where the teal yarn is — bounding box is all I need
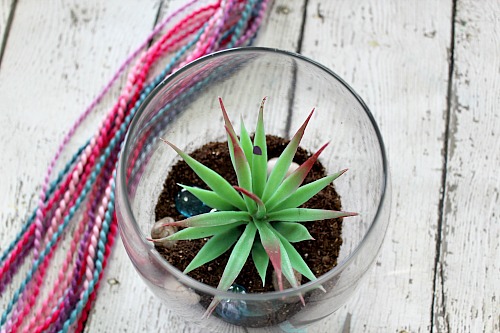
[58,24,206,333]
[0,143,88,266]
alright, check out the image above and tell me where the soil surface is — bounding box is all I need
[154,135,343,293]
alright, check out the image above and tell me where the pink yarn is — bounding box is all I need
[1,0,270,331]
[10,2,208,331]
[19,3,219,332]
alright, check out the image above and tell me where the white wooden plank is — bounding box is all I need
[299,1,452,332]
[0,0,161,328]
[85,1,309,332]
[434,1,500,332]
[0,0,13,36]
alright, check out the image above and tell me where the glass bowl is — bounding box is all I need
[116,47,390,332]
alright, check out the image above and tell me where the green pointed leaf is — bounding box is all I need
[161,139,246,211]
[279,241,306,304]
[270,170,347,212]
[204,223,257,318]
[226,127,256,214]
[234,186,266,219]
[162,211,251,228]
[265,142,329,210]
[219,97,237,167]
[240,117,254,171]
[251,97,268,198]
[184,227,242,273]
[273,222,314,243]
[262,108,314,201]
[179,184,236,211]
[167,223,244,241]
[216,222,257,290]
[255,221,283,290]
[251,242,269,287]
[278,240,296,286]
[266,208,357,223]
[271,228,317,282]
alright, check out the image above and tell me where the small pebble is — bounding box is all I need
[216,284,248,324]
[151,217,177,249]
[267,158,300,177]
[175,188,212,217]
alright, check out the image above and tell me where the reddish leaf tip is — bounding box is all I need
[225,126,238,144]
[234,186,263,205]
[159,138,177,151]
[159,137,170,144]
[304,107,315,123]
[317,141,330,154]
[344,211,359,217]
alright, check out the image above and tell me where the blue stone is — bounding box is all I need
[228,284,246,293]
[175,188,212,217]
[216,284,248,323]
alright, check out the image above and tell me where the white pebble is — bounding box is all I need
[151,217,178,249]
[267,157,300,177]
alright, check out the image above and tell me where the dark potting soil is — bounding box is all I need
[154,135,343,294]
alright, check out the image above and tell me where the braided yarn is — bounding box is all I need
[0,1,269,332]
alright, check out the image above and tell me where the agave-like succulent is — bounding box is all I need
[156,97,356,315]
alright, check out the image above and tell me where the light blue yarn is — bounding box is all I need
[228,0,257,47]
[0,126,130,324]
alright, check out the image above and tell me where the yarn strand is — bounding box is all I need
[0,1,269,332]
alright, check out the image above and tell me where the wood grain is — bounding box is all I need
[0,0,15,65]
[0,0,13,37]
[300,1,452,332]
[433,1,500,332]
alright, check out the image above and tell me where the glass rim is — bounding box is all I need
[118,46,390,301]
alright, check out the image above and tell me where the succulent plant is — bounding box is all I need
[155,97,356,316]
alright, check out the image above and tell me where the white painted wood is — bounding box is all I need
[299,1,452,332]
[433,1,500,332]
[0,0,12,35]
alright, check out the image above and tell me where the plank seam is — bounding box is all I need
[0,0,18,70]
[285,0,309,137]
[148,0,166,48]
[296,0,309,54]
[430,0,457,332]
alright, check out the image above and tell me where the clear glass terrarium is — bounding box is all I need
[116,47,390,332]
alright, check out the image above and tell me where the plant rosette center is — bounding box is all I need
[150,97,357,317]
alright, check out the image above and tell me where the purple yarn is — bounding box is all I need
[51,146,120,332]
[206,0,237,53]
[0,239,33,294]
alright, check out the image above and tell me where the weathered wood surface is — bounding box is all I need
[0,0,498,332]
[302,1,453,332]
[433,1,500,332]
